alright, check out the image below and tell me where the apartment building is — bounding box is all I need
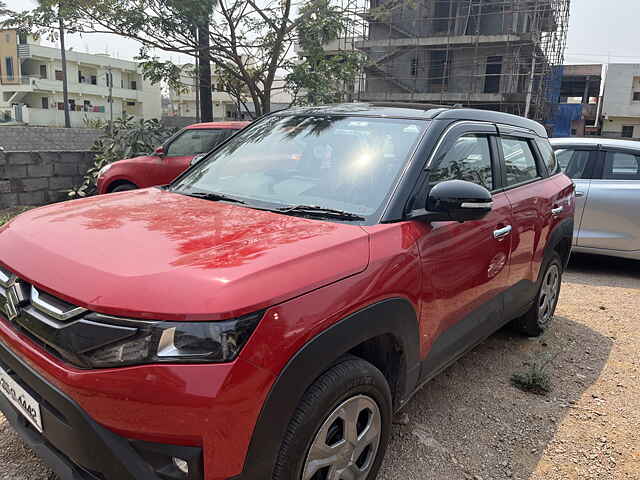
[0,29,162,127]
[601,63,640,140]
[168,65,292,120]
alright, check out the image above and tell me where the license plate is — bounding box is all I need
[0,366,43,432]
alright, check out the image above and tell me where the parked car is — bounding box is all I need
[96,121,250,194]
[0,104,574,480]
[550,137,640,260]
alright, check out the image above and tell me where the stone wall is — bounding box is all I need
[0,151,95,208]
[0,126,102,152]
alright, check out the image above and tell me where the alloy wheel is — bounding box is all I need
[538,264,560,326]
[302,395,382,480]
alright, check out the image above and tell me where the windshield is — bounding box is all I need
[171,115,427,218]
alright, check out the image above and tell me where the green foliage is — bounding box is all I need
[0,207,33,227]
[511,352,560,396]
[69,117,176,198]
[287,0,364,105]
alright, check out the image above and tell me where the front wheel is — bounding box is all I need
[273,356,392,480]
[511,252,563,337]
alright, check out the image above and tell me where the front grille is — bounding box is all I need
[0,265,135,369]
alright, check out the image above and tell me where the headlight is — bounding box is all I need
[98,163,114,178]
[79,312,263,368]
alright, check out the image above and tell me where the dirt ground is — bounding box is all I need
[0,253,638,480]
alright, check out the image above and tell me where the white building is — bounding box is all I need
[0,29,162,127]
[168,64,292,120]
[602,64,640,140]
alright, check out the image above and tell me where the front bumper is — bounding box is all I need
[0,340,203,480]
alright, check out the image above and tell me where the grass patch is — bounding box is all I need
[511,352,560,396]
[0,207,33,226]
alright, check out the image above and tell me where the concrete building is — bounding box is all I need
[602,63,640,140]
[549,64,603,137]
[168,65,292,121]
[332,0,569,123]
[0,29,162,127]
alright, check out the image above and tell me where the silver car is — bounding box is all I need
[550,138,640,260]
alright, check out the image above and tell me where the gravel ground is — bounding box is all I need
[1,253,638,480]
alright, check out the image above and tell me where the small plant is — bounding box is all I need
[511,352,560,396]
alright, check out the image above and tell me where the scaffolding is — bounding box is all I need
[335,0,570,125]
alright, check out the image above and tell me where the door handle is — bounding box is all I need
[551,206,564,215]
[575,191,585,197]
[493,225,512,239]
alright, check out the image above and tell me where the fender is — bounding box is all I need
[544,216,574,269]
[232,298,421,480]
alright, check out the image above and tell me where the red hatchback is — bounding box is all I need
[0,104,574,480]
[96,121,250,194]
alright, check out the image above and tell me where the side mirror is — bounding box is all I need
[154,146,165,157]
[410,180,493,222]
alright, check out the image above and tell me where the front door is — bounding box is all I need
[415,123,513,380]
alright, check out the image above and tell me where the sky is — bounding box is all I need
[4,0,640,65]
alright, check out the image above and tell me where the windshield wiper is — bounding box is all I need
[182,190,246,204]
[277,204,365,221]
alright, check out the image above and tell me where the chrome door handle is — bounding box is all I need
[493,225,512,239]
[575,191,585,197]
[551,206,564,215]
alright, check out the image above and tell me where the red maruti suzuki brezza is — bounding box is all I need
[0,104,574,480]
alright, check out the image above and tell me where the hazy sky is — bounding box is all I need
[5,0,640,65]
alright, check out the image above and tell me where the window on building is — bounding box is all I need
[410,57,419,77]
[18,33,27,45]
[5,34,10,43]
[127,101,135,106]
[429,134,494,190]
[484,56,502,94]
[622,125,634,138]
[5,57,14,81]
[603,151,640,180]
[633,92,640,102]
[55,70,63,81]
[68,99,76,111]
[131,80,137,90]
[41,97,49,110]
[429,50,449,87]
[433,0,452,34]
[39,65,47,79]
[91,75,97,85]
[499,137,540,186]
[83,100,91,112]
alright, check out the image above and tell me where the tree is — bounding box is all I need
[25,0,298,117]
[3,0,77,127]
[286,0,363,106]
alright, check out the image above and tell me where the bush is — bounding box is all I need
[69,116,177,198]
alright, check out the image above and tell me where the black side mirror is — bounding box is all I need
[410,180,493,223]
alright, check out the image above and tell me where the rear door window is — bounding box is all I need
[537,139,559,175]
[499,137,540,186]
[603,151,640,180]
[555,149,591,179]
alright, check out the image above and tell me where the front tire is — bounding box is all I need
[511,252,563,337]
[273,356,392,480]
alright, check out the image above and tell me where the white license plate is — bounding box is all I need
[0,366,43,432]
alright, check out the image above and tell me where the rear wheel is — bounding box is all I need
[511,252,563,337]
[110,182,138,193]
[273,356,392,480]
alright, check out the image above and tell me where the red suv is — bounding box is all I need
[0,104,574,480]
[96,121,250,194]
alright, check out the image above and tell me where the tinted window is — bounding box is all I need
[537,139,558,174]
[172,115,427,216]
[430,134,493,190]
[555,149,591,179]
[166,129,230,156]
[500,137,540,186]
[603,151,640,180]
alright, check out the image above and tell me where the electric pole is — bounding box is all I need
[58,3,71,128]
[107,65,113,135]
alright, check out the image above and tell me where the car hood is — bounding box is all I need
[113,154,158,165]
[0,189,370,321]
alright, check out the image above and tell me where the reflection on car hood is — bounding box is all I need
[0,189,370,321]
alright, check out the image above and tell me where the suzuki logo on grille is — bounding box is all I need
[2,279,29,321]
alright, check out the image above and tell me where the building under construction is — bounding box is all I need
[336,0,570,125]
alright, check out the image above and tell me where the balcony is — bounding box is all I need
[2,75,142,101]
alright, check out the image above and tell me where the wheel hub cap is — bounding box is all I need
[302,395,382,480]
[538,264,560,325]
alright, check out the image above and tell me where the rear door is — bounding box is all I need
[578,148,640,252]
[497,131,561,320]
[553,145,599,245]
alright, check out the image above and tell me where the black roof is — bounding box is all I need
[277,103,547,138]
